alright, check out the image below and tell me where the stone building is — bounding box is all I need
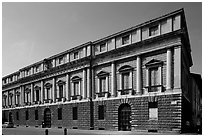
[2,9,201,133]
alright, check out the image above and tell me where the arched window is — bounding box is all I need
[96,71,109,98]
[118,65,133,95]
[71,76,81,100]
[3,94,7,108]
[9,92,13,107]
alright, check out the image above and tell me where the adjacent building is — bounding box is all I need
[2,9,201,133]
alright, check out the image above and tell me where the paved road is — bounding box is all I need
[2,126,199,135]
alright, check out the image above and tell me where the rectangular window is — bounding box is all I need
[74,52,79,59]
[36,65,40,72]
[35,110,38,120]
[26,110,29,120]
[36,90,40,101]
[148,102,158,120]
[4,79,7,84]
[149,67,159,86]
[58,108,62,120]
[98,105,105,120]
[122,35,129,45]
[100,43,106,52]
[100,77,106,93]
[59,57,63,64]
[73,107,78,120]
[122,72,130,90]
[16,111,19,120]
[59,85,63,99]
[74,82,79,96]
[149,25,159,36]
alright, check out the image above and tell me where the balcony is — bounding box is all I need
[44,99,53,104]
[96,92,110,98]
[25,102,31,106]
[34,101,41,105]
[118,89,133,96]
[145,85,163,92]
[56,97,66,102]
[71,95,82,100]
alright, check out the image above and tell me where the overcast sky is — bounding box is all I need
[2,2,202,77]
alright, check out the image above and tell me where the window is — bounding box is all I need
[74,52,79,59]
[148,102,158,120]
[122,72,130,90]
[59,57,63,64]
[122,35,129,45]
[100,77,106,93]
[58,108,62,120]
[16,111,19,120]
[98,105,105,120]
[149,25,159,36]
[36,65,40,72]
[3,79,7,84]
[73,107,78,120]
[35,110,38,120]
[73,82,79,96]
[36,89,40,102]
[59,85,63,99]
[10,77,13,82]
[100,43,106,52]
[46,88,50,100]
[26,110,29,120]
[15,92,20,105]
[149,67,159,86]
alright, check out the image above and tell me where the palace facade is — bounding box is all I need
[2,9,201,133]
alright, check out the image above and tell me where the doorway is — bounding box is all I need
[118,103,131,131]
[44,108,51,128]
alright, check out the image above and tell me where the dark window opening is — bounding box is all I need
[26,110,29,120]
[73,107,78,120]
[100,43,106,52]
[58,108,62,120]
[98,105,105,120]
[16,111,19,120]
[74,52,79,59]
[35,110,38,120]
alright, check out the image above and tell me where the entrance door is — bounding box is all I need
[118,104,131,131]
[44,108,51,128]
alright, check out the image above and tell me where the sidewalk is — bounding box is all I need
[2,126,198,135]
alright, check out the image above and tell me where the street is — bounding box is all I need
[2,126,198,135]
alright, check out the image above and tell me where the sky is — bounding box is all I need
[2,2,202,77]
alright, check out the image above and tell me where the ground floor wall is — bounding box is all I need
[2,93,183,133]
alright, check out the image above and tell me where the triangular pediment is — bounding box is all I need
[118,65,133,72]
[145,59,163,67]
[97,71,109,77]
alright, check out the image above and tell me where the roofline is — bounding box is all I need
[93,8,184,44]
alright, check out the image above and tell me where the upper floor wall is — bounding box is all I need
[2,9,191,89]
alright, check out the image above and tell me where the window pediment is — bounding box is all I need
[57,80,66,85]
[9,93,13,97]
[3,94,7,98]
[25,88,31,93]
[118,65,133,72]
[145,59,163,68]
[44,83,52,88]
[71,76,81,82]
[34,86,41,90]
[97,71,109,77]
